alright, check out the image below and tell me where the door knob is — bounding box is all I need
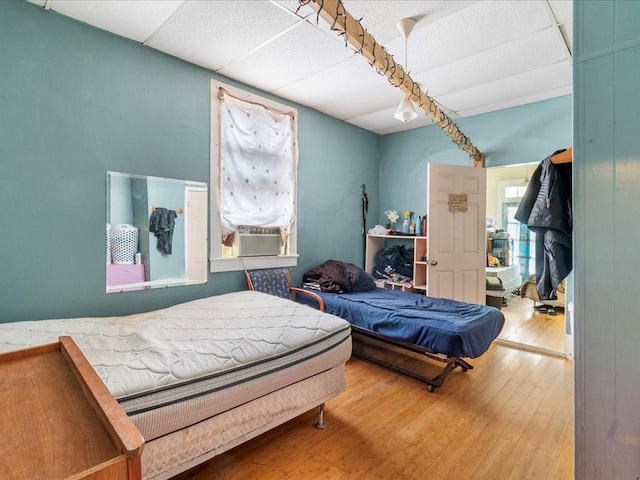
[430,260,438,266]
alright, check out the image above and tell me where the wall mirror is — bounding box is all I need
[106,171,208,293]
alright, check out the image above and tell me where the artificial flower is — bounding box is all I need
[384,210,400,224]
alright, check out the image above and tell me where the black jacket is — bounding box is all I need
[514,152,572,300]
[149,207,178,255]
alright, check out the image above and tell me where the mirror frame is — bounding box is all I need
[106,171,208,293]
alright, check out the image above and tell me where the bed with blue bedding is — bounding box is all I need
[302,260,505,391]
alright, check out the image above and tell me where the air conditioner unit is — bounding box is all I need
[237,229,281,257]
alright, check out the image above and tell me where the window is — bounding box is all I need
[209,80,298,272]
[497,178,535,281]
[504,185,528,199]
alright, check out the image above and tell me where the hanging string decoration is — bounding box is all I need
[298,0,485,167]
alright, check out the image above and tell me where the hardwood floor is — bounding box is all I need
[173,340,574,480]
[496,294,567,356]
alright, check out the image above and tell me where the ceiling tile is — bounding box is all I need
[146,1,298,72]
[347,105,437,135]
[48,0,184,43]
[23,0,574,135]
[437,60,572,113]
[458,85,572,118]
[548,0,572,24]
[336,1,475,44]
[297,0,474,62]
[341,91,458,133]
[218,21,352,94]
[315,83,404,121]
[273,0,315,19]
[374,117,435,136]
[413,26,570,98]
[390,0,555,72]
[273,55,391,108]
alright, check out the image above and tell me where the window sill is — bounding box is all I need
[209,254,298,273]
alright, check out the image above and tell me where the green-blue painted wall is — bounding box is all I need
[378,96,572,225]
[0,1,572,326]
[5,0,640,474]
[574,1,640,476]
[0,1,379,322]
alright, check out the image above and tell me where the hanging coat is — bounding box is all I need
[149,207,178,255]
[514,152,572,300]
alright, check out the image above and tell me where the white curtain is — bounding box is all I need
[219,91,296,242]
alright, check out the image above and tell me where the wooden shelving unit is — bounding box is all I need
[365,234,428,293]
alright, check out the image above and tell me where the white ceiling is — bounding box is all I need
[29,0,573,135]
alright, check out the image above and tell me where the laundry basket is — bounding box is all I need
[110,224,139,265]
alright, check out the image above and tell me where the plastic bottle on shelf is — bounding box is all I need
[402,218,410,233]
[416,216,422,236]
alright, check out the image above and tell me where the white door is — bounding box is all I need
[427,163,486,304]
[185,189,208,283]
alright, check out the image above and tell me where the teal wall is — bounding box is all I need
[378,96,572,225]
[0,1,379,322]
[0,1,572,325]
[574,1,640,476]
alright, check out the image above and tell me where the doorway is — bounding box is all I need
[486,164,566,357]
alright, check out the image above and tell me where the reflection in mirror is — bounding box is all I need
[106,172,208,293]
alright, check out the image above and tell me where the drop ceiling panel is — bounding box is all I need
[402,1,554,72]
[24,0,574,137]
[437,60,572,113]
[374,117,436,136]
[315,83,406,121]
[458,85,573,118]
[413,27,570,98]
[549,0,572,24]
[46,0,184,43]
[218,21,352,94]
[273,55,391,108]
[273,0,315,18]
[146,1,298,72]
[335,1,476,43]
[347,106,433,133]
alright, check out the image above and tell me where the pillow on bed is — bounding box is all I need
[303,259,376,293]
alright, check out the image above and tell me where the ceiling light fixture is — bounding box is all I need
[394,17,418,123]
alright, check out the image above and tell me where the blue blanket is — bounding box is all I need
[302,288,504,359]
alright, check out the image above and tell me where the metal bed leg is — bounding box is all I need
[315,403,326,429]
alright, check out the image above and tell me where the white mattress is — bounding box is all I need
[0,291,352,440]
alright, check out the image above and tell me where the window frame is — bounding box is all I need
[209,80,298,273]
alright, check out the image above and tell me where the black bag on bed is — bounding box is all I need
[373,245,414,279]
[303,259,376,293]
